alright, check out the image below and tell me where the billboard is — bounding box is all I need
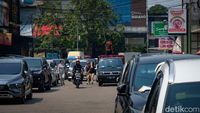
[0,33,12,46]
[32,25,62,38]
[168,8,187,34]
[159,37,174,50]
[131,0,147,27]
[152,22,168,37]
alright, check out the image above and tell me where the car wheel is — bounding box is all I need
[26,89,33,100]
[114,98,118,113]
[98,82,103,86]
[17,96,25,104]
[52,80,58,86]
[45,84,51,91]
[38,83,45,92]
[26,92,33,100]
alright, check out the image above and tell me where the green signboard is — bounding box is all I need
[152,22,168,37]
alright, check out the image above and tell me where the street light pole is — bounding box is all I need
[76,25,79,51]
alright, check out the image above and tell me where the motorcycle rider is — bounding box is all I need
[73,60,83,83]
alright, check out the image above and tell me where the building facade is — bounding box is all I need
[0,0,20,55]
[189,0,200,54]
[108,0,147,51]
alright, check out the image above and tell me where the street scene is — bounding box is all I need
[0,0,200,113]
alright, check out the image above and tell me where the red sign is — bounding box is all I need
[159,37,174,50]
[168,8,187,34]
[32,25,62,38]
[0,33,12,46]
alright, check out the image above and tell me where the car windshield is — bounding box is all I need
[53,60,61,65]
[163,83,200,113]
[98,58,123,68]
[0,63,21,75]
[70,61,87,67]
[133,63,157,91]
[25,59,42,68]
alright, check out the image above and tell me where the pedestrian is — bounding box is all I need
[57,60,65,86]
[87,62,95,85]
[85,62,91,84]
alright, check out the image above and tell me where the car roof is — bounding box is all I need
[0,58,22,63]
[172,59,200,83]
[23,57,42,60]
[138,54,200,64]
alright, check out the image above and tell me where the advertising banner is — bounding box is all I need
[159,37,174,50]
[168,8,187,34]
[152,22,168,37]
[4,33,12,46]
[32,25,62,38]
[131,0,147,27]
[0,33,4,45]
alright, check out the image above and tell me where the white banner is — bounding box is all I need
[168,8,187,34]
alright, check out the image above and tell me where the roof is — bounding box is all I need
[172,59,200,83]
[0,58,22,63]
[138,54,200,64]
[23,57,42,60]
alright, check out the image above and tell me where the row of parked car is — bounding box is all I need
[0,55,71,104]
[114,53,200,113]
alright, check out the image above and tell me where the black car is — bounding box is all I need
[24,57,52,92]
[96,58,123,86]
[0,58,33,104]
[114,54,200,113]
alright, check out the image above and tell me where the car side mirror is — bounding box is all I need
[23,71,29,77]
[116,77,121,83]
[138,86,151,93]
[24,71,28,75]
[117,84,127,96]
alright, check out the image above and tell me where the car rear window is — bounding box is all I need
[0,63,21,75]
[98,58,123,68]
[24,59,42,68]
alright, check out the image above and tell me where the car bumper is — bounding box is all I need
[0,91,24,99]
[32,75,43,88]
[98,75,119,83]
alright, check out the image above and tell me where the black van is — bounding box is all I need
[96,58,123,86]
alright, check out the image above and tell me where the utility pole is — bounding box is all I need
[186,1,191,54]
[76,25,79,51]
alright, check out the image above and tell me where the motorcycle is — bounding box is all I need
[74,70,81,88]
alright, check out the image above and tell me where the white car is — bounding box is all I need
[142,59,200,113]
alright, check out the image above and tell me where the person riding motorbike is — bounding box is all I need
[72,60,83,83]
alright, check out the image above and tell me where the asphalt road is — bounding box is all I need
[0,81,117,113]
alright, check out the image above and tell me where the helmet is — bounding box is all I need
[76,59,80,63]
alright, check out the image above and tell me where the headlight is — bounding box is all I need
[8,83,23,92]
[98,71,103,75]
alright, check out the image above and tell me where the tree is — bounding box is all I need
[148,4,168,15]
[34,0,125,57]
[70,0,124,57]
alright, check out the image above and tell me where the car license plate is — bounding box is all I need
[108,77,114,79]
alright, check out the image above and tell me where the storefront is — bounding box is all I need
[0,0,20,55]
[189,0,200,54]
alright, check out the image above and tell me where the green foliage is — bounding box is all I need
[34,0,124,56]
[148,4,168,15]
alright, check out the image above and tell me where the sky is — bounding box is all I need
[148,0,182,9]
